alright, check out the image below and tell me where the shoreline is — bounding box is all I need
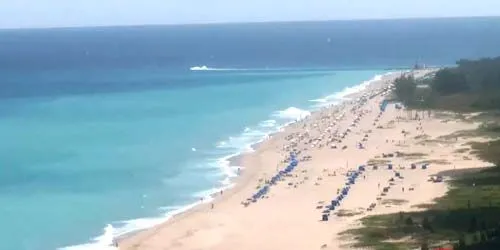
[116,70,410,249]
[115,69,468,250]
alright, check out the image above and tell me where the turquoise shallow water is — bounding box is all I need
[0,69,385,250]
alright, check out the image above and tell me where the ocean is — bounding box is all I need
[1,17,500,250]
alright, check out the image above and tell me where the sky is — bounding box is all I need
[0,0,499,29]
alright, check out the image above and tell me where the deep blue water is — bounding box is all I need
[1,17,500,250]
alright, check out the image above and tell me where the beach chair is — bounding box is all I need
[421,164,428,169]
[388,164,393,170]
[435,176,443,182]
[342,189,348,196]
[322,214,329,221]
[411,164,416,169]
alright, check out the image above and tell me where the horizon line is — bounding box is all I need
[1,15,499,31]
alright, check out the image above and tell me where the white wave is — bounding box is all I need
[309,98,327,103]
[215,127,269,152]
[192,187,223,199]
[258,119,277,128]
[272,107,311,121]
[59,224,117,250]
[62,72,389,250]
[62,71,392,250]
[337,74,383,99]
[59,197,216,250]
[62,103,306,250]
[310,74,384,108]
[158,205,183,212]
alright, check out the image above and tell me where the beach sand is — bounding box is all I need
[119,69,489,250]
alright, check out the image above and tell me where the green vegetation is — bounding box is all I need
[470,140,500,166]
[381,199,409,206]
[336,209,364,217]
[340,167,500,250]
[346,56,500,249]
[393,57,500,112]
[368,159,392,165]
[396,152,429,159]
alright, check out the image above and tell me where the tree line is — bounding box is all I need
[393,56,500,111]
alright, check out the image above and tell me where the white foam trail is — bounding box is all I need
[189,65,239,71]
[190,65,214,71]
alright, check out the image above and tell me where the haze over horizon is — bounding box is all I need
[1,0,500,29]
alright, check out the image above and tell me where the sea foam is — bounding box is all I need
[310,74,384,108]
[61,72,387,250]
[272,107,311,120]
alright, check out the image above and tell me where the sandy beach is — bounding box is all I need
[119,69,489,250]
